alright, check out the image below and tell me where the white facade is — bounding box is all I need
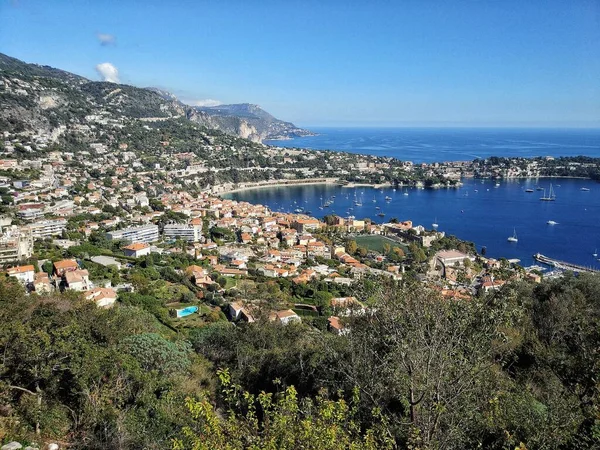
[0,227,33,264]
[107,224,159,243]
[27,218,67,238]
[163,223,202,242]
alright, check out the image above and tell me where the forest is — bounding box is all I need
[0,272,598,449]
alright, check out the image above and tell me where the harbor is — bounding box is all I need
[533,253,600,274]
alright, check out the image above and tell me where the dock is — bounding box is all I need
[533,253,599,274]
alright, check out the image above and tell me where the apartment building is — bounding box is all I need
[106,224,159,243]
[26,218,67,239]
[163,222,202,242]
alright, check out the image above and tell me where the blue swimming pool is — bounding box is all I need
[176,306,198,318]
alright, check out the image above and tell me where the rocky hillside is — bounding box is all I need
[0,53,312,143]
[192,103,314,142]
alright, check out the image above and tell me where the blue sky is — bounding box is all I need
[1,0,599,127]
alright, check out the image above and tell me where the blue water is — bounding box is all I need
[177,306,198,318]
[266,128,600,163]
[228,178,600,269]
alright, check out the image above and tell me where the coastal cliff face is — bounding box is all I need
[192,103,315,142]
[186,108,262,143]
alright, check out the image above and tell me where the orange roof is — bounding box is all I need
[53,259,78,270]
[123,242,150,251]
[7,265,35,274]
[328,316,344,330]
[276,309,298,319]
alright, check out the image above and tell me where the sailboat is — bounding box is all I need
[403,188,409,196]
[540,184,556,201]
[432,218,439,229]
[372,195,377,203]
[594,249,598,258]
[507,228,518,243]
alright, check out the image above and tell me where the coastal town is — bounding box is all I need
[0,121,560,332]
[1,9,599,448]
[1,57,596,331]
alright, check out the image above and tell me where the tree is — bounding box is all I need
[346,240,358,255]
[334,283,511,448]
[173,369,395,450]
[121,333,191,375]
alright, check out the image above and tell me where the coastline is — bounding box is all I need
[217,178,339,196]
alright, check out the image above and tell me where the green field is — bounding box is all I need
[354,235,409,254]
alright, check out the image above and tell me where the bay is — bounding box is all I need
[236,128,600,268]
[227,178,600,270]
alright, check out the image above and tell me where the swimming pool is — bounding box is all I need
[176,306,198,318]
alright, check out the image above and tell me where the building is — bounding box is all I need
[26,218,67,239]
[0,227,33,264]
[85,287,118,308]
[163,223,202,242]
[7,265,35,284]
[123,242,151,258]
[64,269,90,291]
[274,309,301,325]
[33,272,51,293]
[53,259,79,277]
[292,218,321,233]
[17,203,45,221]
[90,255,122,270]
[107,224,159,244]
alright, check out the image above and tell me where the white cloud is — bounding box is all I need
[183,98,222,107]
[97,33,115,46]
[95,62,120,83]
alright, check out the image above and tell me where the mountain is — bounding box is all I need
[148,88,314,142]
[0,53,313,143]
[193,103,314,142]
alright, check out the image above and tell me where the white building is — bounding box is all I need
[0,227,33,264]
[163,223,202,242]
[26,218,67,239]
[7,265,35,284]
[107,224,159,243]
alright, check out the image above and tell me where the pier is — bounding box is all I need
[533,253,599,274]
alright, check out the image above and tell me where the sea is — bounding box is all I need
[232,128,600,269]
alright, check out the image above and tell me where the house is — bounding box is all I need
[331,297,365,316]
[64,269,90,291]
[292,218,321,233]
[85,287,118,308]
[53,259,79,277]
[33,272,51,293]
[327,316,348,335]
[229,301,244,320]
[7,265,35,284]
[274,309,301,325]
[123,242,151,258]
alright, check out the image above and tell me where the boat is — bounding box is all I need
[377,212,385,217]
[372,196,377,203]
[540,184,556,201]
[547,220,558,225]
[432,217,439,229]
[495,182,500,188]
[294,208,304,213]
[375,206,380,210]
[594,249,598,258]
[581,187,590,192]
[403,189,409,196]
[536,187,544,191]
[525,188,534,193]
[385,196,392,201]
[507,228,518,243]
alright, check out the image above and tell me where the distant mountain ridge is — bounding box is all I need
[148,88,314,142]
[0,53,313,142]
